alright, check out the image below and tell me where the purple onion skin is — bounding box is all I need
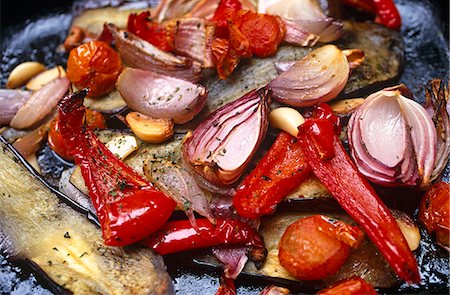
[183,87,271,188]
[0,89,30,125]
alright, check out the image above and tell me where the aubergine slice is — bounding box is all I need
[193,208,398,291]
[0,137,174,294]
[201,21,403,114]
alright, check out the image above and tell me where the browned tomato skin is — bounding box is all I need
[317,277,378,295]
[67,40,122,97]
[419,181,450,249]
[278,215,363,281]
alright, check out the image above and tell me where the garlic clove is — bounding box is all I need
[26,66,66,91]
[105,135,139,160]
[7,61,47,89]
[392,209,421,251]
[126,112,174,143]
[269,107,305,137]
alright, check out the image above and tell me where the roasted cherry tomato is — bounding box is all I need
[419,181,450,250]
[127,11,173,52]
[211,0,242,38]
[278,215,364,281]
[212,38,240,80]
[67,40,122,97]
[233,11,285,58]
[48,109,106,160]
[317,277,378,295]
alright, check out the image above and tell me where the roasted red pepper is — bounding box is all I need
[297,117,420,283]
[127,11,173,52]
[342,0,401,30]
[233,131,311,219]
[141,218,266,263]
[317,277,378,295]
[58,90,176,246]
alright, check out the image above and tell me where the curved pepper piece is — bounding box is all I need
[233,131,311,218]
[141,218,267,265]
[297,118,420,284]
[58,90,176,246]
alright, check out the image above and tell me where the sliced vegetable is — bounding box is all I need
[0,89,30,125]
[268,45,354,107]
[259,285,290,295]
[212,246,248,279]
[105,134,138,160]
[63,26,85,51]
[425,79,450,182]
[419,182,450,251]
[211,0,243,38]
[10,77,70,129]
[141,218,267,264]
[278,215,364,280]
[6,61,46,89]
[215,275,237,295]
[116,68,208,124]
[282,19,319,47]
[342,0,401,30]
[233,131,311,219]
[13,122,50,158]
[144,160,214,226]
[25,66,66,91]
[173,18,216,68]
[347,86,437,188]
[183,87,270,187]
[109,24,202,83]
[67,40,122,97]
[48,109,106,161]
[57,90,176,246]
[297,116,420,283]
[329,98,365,115]
[127,11,173,52]
[317,277,377,295]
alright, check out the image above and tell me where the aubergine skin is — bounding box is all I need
[0,140,174,295]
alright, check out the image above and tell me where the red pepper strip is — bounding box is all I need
[341,0,401,30]
[233,131,311,219]
[58,90,176,246]
[297,118,420,283]
[317,277,377,295]
[215,276,236,295]
[141,218,266,262]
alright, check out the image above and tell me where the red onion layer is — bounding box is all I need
[116,68,207,124]
[0,89,30,125]
[348,85,437,188]
[183,87,270,187]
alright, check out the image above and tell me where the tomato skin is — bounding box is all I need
[211,38,239,80]
[211,0,242,38]
[317,277,378,295]
[419,182,450,249]
[233,11,285,58]
[67,40,122,97]
[278,215,363,281]
[48,109,106,160]
[127,11,173,52]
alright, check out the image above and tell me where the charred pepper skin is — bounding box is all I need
[297,117,420,284]
[57,90,176,246]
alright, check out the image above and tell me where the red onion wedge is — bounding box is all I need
[0,89,30,125]
[348,85,437,188]
[268,45,359,107]
[144,160,214,227]
[10,77,70,129]
[425,79,450,182]
[108,23,203,83]
[116,68,208,124]
[173,18,215,68]
[282,19,319,47]
[183,87,270,187]
[12,122,50,158]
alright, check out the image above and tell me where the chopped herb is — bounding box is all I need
[261,175,271,181]
[64,232,71,239]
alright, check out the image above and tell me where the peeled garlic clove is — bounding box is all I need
[392,210,421,251]
[269,107,305,137]
[329,98,365,115]
[7,62,47,89]
[26,66,66,91]
[105,135,138,160]
[126,112,174,143]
